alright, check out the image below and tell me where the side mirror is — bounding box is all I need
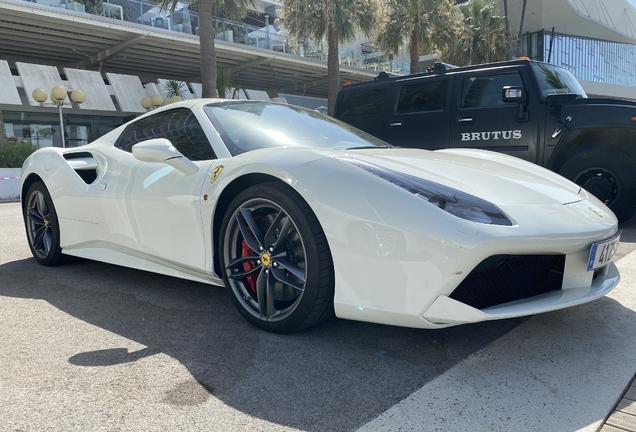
[132,138,199,176]
[502,86,526,103]
[502,86,528,122]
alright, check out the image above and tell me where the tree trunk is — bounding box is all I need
[471,36,480,65]
[199,0,217,98]
[327,23,340,117]
[0,110,7,145]
[410,31,420,74]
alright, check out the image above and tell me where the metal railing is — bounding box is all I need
[21,0,409,74]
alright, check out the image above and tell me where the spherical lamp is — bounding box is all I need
[169,95,182,104]
[51,85,67,104]
[150,94,163,107]
[32,88,48,103]
[70,89,86,104]
[141,97,153,110]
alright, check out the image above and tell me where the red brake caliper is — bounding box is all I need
[241,240,258,293]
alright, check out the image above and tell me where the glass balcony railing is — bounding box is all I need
[21,0,409,74]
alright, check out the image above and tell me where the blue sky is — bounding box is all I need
[630,0,636,7]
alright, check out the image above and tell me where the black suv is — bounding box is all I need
[334,59,636,222]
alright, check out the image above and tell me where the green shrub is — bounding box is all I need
[0,138,38,168]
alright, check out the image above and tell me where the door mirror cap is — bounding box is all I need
[502,86,526,103]
[132,138,199,176]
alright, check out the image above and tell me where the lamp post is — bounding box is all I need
[32,86,86,148]
[264,13,270,50]
[141,94,178,111]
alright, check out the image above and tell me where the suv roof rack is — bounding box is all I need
[427,62,458,73]
[374,71,402,80]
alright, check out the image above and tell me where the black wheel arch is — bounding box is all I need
[21,173,45,209]
[547,127,636,172]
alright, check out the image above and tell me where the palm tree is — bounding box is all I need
[156,0,255,98]
[442,0,513,66]
[376,0,456,74]
[282,0,378,115]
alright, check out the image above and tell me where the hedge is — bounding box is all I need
[0,138,38,168]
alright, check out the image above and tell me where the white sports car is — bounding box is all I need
[21,100,621,332]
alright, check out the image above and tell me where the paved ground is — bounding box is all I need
[1,201,635,432]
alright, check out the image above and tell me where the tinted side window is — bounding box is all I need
[335,87,387,118]
[115,108,216,161]
[461,73,524,108]
[396,80,448,114]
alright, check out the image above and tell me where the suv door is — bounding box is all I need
[450,70,538,163]
[384,76,452,149]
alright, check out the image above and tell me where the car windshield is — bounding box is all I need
[531,63,587,99]
[204,102,391,156]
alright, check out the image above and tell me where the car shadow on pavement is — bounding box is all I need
[1,255,626,431]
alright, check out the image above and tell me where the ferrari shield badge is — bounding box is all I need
[210,165,224,183]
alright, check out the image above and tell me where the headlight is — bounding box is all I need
[341,158,512,226]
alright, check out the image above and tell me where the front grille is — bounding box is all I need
[449,255,565,310]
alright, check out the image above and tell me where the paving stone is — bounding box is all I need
[606,411,636,431]
[599,424,632,432]
[618,398,636,416]
[626,384,636,402]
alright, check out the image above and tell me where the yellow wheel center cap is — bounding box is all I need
[261,253,271,267]
[44,219,49,227]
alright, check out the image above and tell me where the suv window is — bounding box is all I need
[396,80,448,114]
[335,87,387,118]
[115,108,216,161]
[461,73,524,108]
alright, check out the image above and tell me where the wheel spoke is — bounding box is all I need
[271,267,304,292]
[266,270,276,318]
[36,191,48,216]
[236,208,264,252]
[226,255,259,271]
[27,208,45,225]
[33,226,47,251]
[256,268,267,318]
[264,210,287,249]
[272,254,306,282]
[227,264,262,280]
[271,217,294,253]
[43,230,52,254]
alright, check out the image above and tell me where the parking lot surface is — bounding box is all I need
[1,201,635,431]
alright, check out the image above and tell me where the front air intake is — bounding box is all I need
[449,255,565,310]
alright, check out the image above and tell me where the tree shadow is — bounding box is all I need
[1,256,527,431]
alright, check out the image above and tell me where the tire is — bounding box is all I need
[23,182,65,266]
[558,149,636,223]
[219,182,334,333]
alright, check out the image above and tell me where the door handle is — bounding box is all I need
[457,116,474,124]
[389,121,403,127]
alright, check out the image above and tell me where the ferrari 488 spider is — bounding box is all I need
[21,100,621,332]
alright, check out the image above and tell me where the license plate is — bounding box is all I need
[587,231,621,271]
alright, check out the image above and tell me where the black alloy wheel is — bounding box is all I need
[558,148,636,223]
[23,182,65,266]
[220,183,334,332]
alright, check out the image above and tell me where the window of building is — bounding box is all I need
[115,108,216,161]
[2,110,124,148]
[396,80,448,114]
[461,73,524,108]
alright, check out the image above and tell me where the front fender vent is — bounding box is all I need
[64,152,98,184]
[449,254,565,310]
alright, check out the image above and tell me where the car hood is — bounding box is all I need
[330,147,584,206]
